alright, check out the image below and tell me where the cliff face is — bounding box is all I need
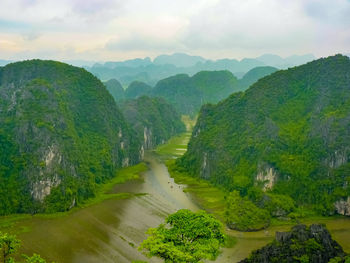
[0,60,141,214]
[121,96,185,150]
[178,55,350,214]
[240,224,347,263]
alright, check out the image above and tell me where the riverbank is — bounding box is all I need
[160,131,350,262]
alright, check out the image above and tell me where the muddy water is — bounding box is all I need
[16,152,199,263]
[8,150,350,263]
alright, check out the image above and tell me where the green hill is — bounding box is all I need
[125,81,152,99]
[0,60,141,215]
[178,55,350,215]
[121,96,185,150]
[104,78,125,101]
[152,70,239,115]
[238,66,278,90]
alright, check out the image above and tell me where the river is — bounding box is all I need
[4,150,350,262]
[14,152,199,263]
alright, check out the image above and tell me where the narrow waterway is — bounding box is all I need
[15,152,199,263]
[5,148,350,263]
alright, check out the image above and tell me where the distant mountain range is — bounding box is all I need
[85,53,317,86]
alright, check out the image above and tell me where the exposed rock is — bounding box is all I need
[335,197,350,216]
[326,150,348,168]
[31,174,61,201]
[256,163,278,191]
[240,224,347,263]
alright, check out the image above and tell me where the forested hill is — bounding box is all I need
[238,66,278,90]
[0,60,142,215]
[178,54,350,215]
[121,96,185,150]
[152,70,239,115]
[104,78,125,101]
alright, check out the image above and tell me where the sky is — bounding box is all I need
[0,0,349,62]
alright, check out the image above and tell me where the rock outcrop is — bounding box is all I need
[240,224,347,263]
[0,60,141,215]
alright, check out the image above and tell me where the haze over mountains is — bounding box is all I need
[86,53,317,86]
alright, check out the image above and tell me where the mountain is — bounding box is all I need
[0,60,141,215]
[238,66,278,90]
[152,70,239,115]
[103,57,152,69]
[125,81,152,99]
[121,96,185,150]
[104,78,125,101]
[191,70,238,102]
[0,60,12,67]
[86,53,315,87]
[178,55,350,215]
[240,224,347,263]
[256,53,315,68]
[153,53,206,67]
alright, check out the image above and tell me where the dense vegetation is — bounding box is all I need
[125,81,152,99]
[104,78,125,101]
[120,96,185,150]
[0,60,141,215]
[139,209,225,262]
[238,66,278,90]
[178,55,350,217]
[240,224,349,263]
[0,231,48,263]
[152,70,239,115]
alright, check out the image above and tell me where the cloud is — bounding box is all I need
[0,0,349,61]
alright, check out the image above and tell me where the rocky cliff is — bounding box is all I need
[121,96,185,150]
[178,55,350,215]
[240,224,347,263]
[0,60,141,214]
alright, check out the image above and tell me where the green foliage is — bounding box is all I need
[125,81,152,99]
[238,66,278,90]
[121,96,185,149]
[0,232,49,263]
[179,55,350,215]
[139,209,225,262]
[152,71,239,115]
[0,232,20,263]
[104,78,125,101]
[0,60,141,215]
[262,193,296,217]
[242,224,347,263]
[225,191,270,231]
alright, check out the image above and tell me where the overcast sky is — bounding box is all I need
[0,0,349,61]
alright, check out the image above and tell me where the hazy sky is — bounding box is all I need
[0,0,349,61]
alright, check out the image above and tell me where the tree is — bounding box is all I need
[139,209,225,262]
[0,232,20,263]
[0,232,47,263]
[225,191,270,231]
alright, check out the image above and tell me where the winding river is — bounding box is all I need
[4,149,350,262]
[14,152,200,263]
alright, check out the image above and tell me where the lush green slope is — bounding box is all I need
[152,70,239,115]
[121,96,185,150]
[104,78,125,101]
[0,60,141,215]
[238,66,278,90]
[125,81,152,99]
[178,55,350,215]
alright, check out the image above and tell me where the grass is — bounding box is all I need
[154,115,195,160]
[166,159,227,221]
[0,162,148,231]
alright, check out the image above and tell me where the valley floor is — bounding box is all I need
[0,117,349,262]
